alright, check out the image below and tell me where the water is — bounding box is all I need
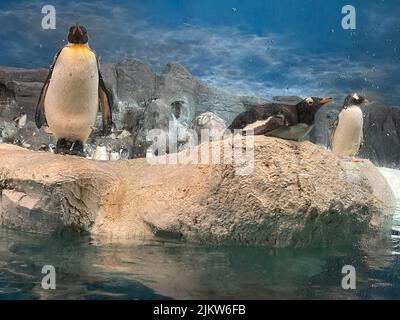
[0,168,399,300]
[379,168,400,226]
[0,227,398,300]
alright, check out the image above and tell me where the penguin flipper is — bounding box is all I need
[244,115,288,135]
[358,129,365,153]
[97,66,113,135]
[329,117,339,149]
[228,112,251,130]
[35,48,63,129]
[35,79,49,129]
[228,106,272,131]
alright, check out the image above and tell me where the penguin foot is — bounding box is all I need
[351,156,365,163]
[70,140,86,157]
[55,138,73,155]
[54,139,86,157]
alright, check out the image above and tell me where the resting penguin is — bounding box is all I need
[228,97,333,140]
[330,93,368,161]
[35,24,112,156]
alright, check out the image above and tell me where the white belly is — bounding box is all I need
[268,123,314,141]
[332,106,363,157]
[45,45,99,142]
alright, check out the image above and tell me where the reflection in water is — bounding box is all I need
[0,225,399,300]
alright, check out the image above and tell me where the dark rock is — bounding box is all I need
[143,99,174,131]
[0,67,48,121]
[157,62,270,124]
[99,64,117,91]
[0,60,270,159]
[359,103,400,168]
[271,96,303,105]
[2,59,399,167]
[115,59,157,106]
[0,81,15,100]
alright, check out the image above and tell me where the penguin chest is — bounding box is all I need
[332,106,363,157]
[45,45,99,141]
[268,123,314,141]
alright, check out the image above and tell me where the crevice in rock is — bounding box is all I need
[0,82,15,101]
[171,101,184,119]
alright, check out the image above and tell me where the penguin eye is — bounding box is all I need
[305,98,313,105]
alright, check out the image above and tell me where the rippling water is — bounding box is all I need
[0,168,399,300]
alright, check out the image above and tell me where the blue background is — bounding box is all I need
[1,0,399,105]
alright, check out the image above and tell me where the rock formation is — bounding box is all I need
[309,102,400,168]
[0,59,270,158]
[1,60,399,168]
[0,137,395,247]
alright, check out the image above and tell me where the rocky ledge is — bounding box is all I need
[1,60,400,168]
[0,136,395,247]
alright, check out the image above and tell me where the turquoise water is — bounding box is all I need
[0,225,399,300]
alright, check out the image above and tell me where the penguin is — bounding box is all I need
[330,93,368,161]
[35,24,112,156]
[228,97,333,140]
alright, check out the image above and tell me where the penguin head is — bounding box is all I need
[67,24,88,44]
[343,93,369,107]
[298,97,334,109]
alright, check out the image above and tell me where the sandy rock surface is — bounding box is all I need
[0,136,395,247]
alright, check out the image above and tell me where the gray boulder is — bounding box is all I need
[0,67,48,121]
[190,112,227,142]
[310,102,400,168]
[360,103,400,168]
[1,60,400,168]
[115,59,157,107]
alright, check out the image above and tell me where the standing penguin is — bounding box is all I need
[35,24,112,156]
[330,93,368,161]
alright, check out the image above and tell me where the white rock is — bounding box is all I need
[109,152,121,161]
[1,122,17,139]
[117,130,131,139]
[17,114,27,128]
[22,142,31,149]
[92,146,109,161]
[190,112,227,143]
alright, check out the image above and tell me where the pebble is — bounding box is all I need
[92,146,109,161]
[117,130,131,139]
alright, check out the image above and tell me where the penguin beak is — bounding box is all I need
[319,98,334,105]
[74,25,83,36]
